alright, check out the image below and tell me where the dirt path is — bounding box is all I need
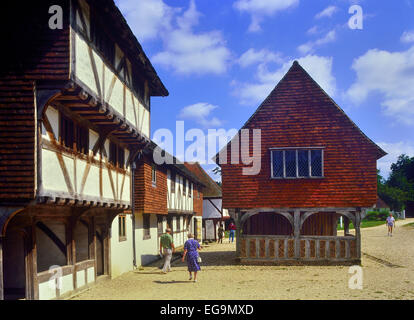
[72,219,414,300]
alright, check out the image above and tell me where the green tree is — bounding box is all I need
[378,154,414,211]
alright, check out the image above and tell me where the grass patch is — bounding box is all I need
[337,220,386,230]
[403,222,414,228]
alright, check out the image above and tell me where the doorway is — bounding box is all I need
[3,229,27,300]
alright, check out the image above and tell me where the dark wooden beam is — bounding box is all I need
[36,222,67,257]
[0,236,3,300]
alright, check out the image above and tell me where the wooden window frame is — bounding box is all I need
[157,215,164,236]
[109,141,125,169]
[60,113,74,149]
[118,215,127,242]
[143,214,151,240]
[151,165,157,187]
[170,171,176,193]
[270,147,324,179]
[176,216,181,232]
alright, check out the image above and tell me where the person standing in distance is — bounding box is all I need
[386,213,395,237]
[228,221,236,243]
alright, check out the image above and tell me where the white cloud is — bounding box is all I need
[233,0,299,32]
[401,30,414,43]
[315,6,338,19]
[233,55,336,105]
[116,0,178,42]
[118,0,231,75]
[298,29,336,55]
[307,25,319,35]
[179,102,223,127]
[237,48,284,68]
[376,141,414,177]
[152,0,232,75]
[347,45,414,124]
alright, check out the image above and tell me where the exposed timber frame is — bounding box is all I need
[235,207,365,265]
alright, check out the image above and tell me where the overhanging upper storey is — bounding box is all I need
[68,0,168,139]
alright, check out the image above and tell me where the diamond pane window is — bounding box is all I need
[298,150,309,177]
[285,150,296,177]
[311,150,322,177]
[272,150,283,177]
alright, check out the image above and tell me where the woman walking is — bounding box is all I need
[182,233,201,282]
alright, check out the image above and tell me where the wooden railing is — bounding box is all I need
[239,235,358,262]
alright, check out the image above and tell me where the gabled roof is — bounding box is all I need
[142,141,205,187]
[376,197,390,209]
[184,162,222,198]
[214,60,387,163]
[91,0,168,97]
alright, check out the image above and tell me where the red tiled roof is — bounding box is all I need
[184,162,222,198]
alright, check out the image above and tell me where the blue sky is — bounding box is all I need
[115,0,414,180]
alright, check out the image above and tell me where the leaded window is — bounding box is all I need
[271,148,324,179]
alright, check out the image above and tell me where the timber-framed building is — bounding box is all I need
[0,0,168,300]
[216,61,386,265]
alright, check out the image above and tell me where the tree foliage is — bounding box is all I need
[378,154,414,211]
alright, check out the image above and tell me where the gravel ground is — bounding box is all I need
[71,218,414,300]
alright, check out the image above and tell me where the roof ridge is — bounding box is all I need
[214,61,387,163]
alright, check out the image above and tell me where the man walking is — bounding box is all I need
[160,228,175,273]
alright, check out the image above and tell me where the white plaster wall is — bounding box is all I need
[134,213,159,267]
[167,171,193,212]
[73,31,150,137]
[60,274,74,296]
[87,267,95,284]
[39,281,57,300]
[110,214,134,278]
[76,270,86,288]
[36,222,67,273]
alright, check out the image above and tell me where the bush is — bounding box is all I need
[365,209,390,221]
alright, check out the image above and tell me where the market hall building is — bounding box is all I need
[215,61,386,265]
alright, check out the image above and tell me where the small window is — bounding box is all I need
[109,141,117,166]
[183,178,186,196]
[189,183,192,198]
[157,215,163,236]
[75,125,89,155]
[118,215,126,241]
[143,214,150,239]
[285,150,296,177]
[186,216,191,231]
[151,165,157,186]
[311,150,323,177]
[60,113,74,149]
[120,148,125,169]
[170,172,176,193]
[271,148,323,179]
[176,217,181,232]
[167,217,173,234]
[109,141,125,169]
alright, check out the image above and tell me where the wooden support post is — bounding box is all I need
[235,209,241,258]
[31,221,39,300]
[0,236,3,300]
[343,216,350,235]
[355,209,362,261]
[70,218,77,290]
[294,210,301,259]
[91,217,97,282]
